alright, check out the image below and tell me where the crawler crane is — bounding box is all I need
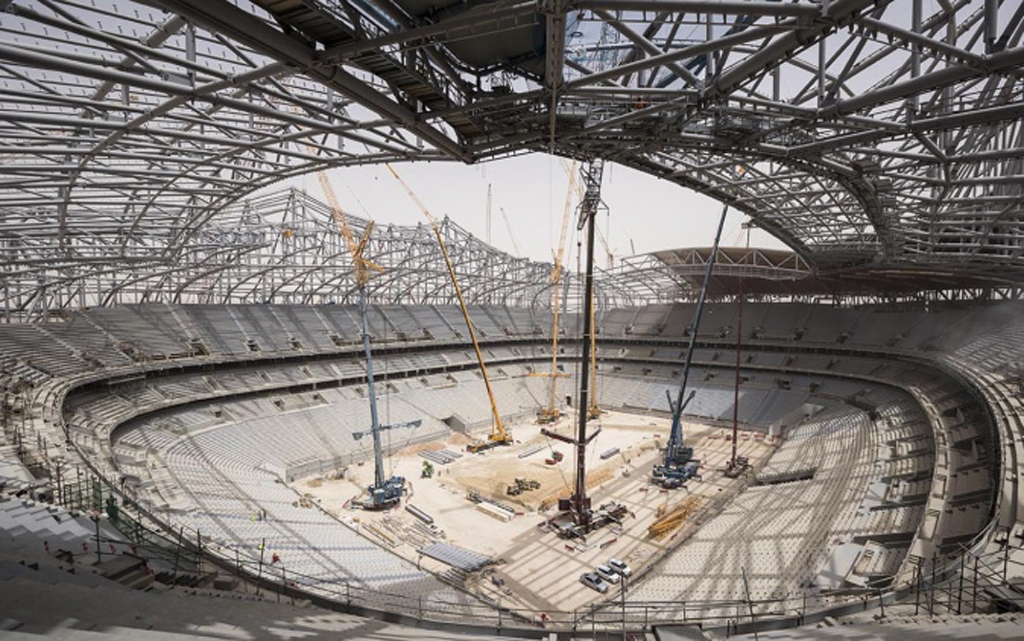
[317,171,420,509]
[386,165,512,453]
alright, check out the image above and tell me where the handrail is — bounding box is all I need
[44,430,1024,636]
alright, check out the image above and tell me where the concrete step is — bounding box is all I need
[117,568,155,591]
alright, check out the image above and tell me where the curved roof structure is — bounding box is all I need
[2,0,1023,314]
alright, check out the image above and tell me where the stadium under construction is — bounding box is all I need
[2,1,1024,639]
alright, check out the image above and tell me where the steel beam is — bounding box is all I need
[322,2,539,62]
[565,19,789,89]
[574,1,823,17]
[828,46,1024,116]
[147,0,468,161]
[592,9,700,87]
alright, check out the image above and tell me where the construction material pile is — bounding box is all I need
[648,496,703,540]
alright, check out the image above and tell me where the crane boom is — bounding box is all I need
[654,203,730,488]
[315,168,399,509]
[554,162,575,270]
[318,172,357,252]
[385,164,511,450]
[317,170,379,284]
[499,207,522,256]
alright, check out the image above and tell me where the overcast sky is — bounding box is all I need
[285,154,787,266]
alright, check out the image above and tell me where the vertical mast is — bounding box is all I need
[359,285,385,489]
[731,224,749,468]
[572,158,603,526]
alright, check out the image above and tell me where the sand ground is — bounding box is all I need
[293,409,775,613]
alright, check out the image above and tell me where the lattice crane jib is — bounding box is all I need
[318,170,407,508]
[534,159,578,424]
[385,164,511,450]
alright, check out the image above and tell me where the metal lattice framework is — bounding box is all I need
[1,0,1023,317]
[0,186,661,316]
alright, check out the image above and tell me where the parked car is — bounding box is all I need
[595,564,621,584]
[580,572,609,593]
[608,558,633,578]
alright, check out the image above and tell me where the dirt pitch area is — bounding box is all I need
[293,409,776,613]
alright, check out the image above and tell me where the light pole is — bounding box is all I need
[621,574,628,641]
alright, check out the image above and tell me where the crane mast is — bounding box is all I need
[317,171,417,509]
[560,160,602,421]
[542,159,604,530]
[587,296,601,420]
[536,161,577,424]
[386,165,512,452]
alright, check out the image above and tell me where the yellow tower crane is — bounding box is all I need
[385,164,512,453]
[317,171,379,288]
[531,161,577,423]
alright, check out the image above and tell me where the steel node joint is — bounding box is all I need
[538,0,570,15]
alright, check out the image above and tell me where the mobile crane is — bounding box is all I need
[652,204,730,490]
[317,171,418,509]
[385,165,512,453]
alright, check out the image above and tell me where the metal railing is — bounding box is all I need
[33,447,1023,638]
